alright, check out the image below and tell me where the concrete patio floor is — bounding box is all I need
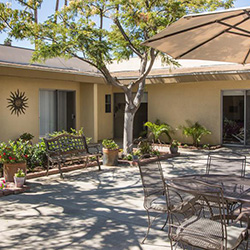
[0,147,249,250]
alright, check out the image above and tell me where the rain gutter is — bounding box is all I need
[116,69,250,81]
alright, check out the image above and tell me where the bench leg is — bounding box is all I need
[58,162,64,179]
[47,160,50,176]
[84,156,89,168]
[96,156,101,171]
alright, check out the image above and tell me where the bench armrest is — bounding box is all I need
[87,144,102,155]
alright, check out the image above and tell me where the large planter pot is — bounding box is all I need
[170,146,178,154]
[14,176,25,188]
[3,162,27,182]
[102,148,119,166]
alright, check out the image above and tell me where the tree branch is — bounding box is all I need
[114,17,143,59]
[133,48,158,87]
[66,47,126,90]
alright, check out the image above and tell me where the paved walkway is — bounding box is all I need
[0,148,249,250]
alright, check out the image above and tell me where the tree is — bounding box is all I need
[0,0,234,154]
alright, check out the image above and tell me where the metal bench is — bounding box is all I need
[44,133,101,178]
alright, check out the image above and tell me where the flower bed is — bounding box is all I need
[152,142,221,151]
[118,151,180,166]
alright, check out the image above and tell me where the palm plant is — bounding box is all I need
[144,121,172,143]
[181,121,211,147]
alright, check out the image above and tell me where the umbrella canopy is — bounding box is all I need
[143,7,250,64]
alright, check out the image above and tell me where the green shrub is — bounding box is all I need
[26,141,47,171]
[19,132,34,141]
[137,137,152,156]
[181,121,211,147]
[152,149,160,156]
[126,154,133,161]
[144,120,172,143]
[203,144,210,149]
[102,139,119,150]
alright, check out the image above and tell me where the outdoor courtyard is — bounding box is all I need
[0,147,249,250]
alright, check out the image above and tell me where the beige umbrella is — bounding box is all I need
[143,7,250,64]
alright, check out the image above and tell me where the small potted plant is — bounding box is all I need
[14,168,26,188]
[170,140,181,154]
[102,139,119,166]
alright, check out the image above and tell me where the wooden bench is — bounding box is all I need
[44,133,101,178]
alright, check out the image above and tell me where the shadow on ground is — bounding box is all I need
[0,148,249,250]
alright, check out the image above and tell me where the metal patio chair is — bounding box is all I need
[206,152,246,177]
[166,180,249,250]
[206,152,247,217]
[138,158,196,243]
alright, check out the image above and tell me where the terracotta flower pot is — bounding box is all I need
[3,162,27,182]
[102,148,119,166]
[14,176,25,188]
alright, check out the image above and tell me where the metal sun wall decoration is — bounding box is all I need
[7,89,29,116]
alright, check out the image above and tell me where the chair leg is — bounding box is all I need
[161,213,168,230]
[142,211,152,244]
[245,241,249,250]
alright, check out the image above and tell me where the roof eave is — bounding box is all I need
[0,61,104,78]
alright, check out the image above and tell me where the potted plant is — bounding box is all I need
[0,140,30,182]
[102,139,119,166]
[170,140,181,154]
[14,168,26,188]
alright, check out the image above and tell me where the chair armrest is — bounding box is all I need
[235,210,250,229]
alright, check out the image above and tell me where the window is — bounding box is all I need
[105,94,111,113]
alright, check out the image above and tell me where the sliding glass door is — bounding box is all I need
[39,90,76,137]
[222,90,250,145]
[39,90,57,137]
[246,91,250,145]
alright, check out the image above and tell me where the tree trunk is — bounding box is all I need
[123,107,136,155]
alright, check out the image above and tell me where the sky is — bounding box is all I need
[0,0,250,49]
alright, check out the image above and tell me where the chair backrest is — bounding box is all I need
[206,152,246,177]
[166,180,228,249]
[137,158,166,209]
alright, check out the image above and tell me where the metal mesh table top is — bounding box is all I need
[167,174,250,204]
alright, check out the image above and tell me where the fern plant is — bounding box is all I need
[181,121,211,147]
[144,121,172,143]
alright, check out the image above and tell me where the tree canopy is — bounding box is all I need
[0,0,234,72]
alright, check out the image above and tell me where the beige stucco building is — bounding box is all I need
[1,45,250,146]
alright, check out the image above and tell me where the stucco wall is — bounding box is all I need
[80,83,95,140]
[147,80,250,145]
[0,75,81,143]
[97,84,113,141]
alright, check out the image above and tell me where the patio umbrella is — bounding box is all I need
[143,7,250,64]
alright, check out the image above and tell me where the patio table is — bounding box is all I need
[166,174,250,205]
